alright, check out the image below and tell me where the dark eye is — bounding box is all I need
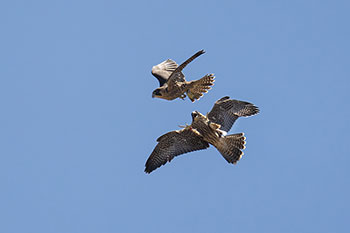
[153,89,161,96]
[191,112,198,119]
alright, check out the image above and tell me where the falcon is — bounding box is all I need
[151,50,215,102]
[145,96,259,173]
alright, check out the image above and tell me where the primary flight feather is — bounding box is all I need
[145,96,259,173]
[151,50,215,102]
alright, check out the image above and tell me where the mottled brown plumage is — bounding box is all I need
[144,96,259,173]
[151,50,215,102]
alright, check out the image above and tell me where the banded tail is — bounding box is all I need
[187,74,215,102]
[215,133,246,164]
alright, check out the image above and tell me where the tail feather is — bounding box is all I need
[215,133,246,164]
[187,74,215,102]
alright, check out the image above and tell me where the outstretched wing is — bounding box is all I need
[207,96,259,132]
[151,59,180,86]
[167,50,205,87]
[145,127,209,173]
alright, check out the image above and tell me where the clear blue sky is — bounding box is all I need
[1,1,349,233]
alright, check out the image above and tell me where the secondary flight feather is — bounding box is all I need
[145,96,259,173]
[151,50,215,102]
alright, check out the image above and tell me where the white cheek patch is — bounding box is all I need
[217,129,227,137]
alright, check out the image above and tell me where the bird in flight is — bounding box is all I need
[151,50,215,102]
[144,96,259,173]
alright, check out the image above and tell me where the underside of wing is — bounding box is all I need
[145,127,209,173]
[207,96,259,132]
[151,59,184,86]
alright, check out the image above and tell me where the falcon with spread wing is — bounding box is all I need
[145,96,259,173]
[151,50,215,102]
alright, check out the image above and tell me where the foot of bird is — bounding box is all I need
[180,94,187,100]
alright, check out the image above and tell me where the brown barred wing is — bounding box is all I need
[167,50,205,87]
[145,127,209,173]
[207,96,259,132]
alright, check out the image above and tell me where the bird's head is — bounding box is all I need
[191,111,206,124]
[191,111,201,121]
[152,88,162,98]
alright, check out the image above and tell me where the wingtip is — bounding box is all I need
[249,105,260,116]
[255,106,260,114]
[144,168,152,174]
